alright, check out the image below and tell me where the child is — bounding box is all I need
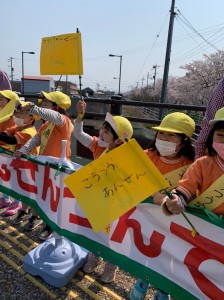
[0,101,39,216]
[145,112,195,206]
[14,91,73,239]
[73,98,133,284]
[130,112,195,300]
[0,90,19,209]
[162,107,224,218]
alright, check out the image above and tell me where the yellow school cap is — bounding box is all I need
[41,91,71,110]
[152,112,195,137]
[0,90,20,101]
[105,112,133,141]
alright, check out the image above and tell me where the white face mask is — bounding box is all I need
[14,117,25,127]
[155,138,180,156]
[212,141,224,160]
[98,136,109,148]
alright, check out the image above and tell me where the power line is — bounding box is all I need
[134,12,169,83]
[170,16,224,66]
[171,17,211,64]
[176,9,219,52]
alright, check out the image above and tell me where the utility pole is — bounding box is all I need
[96,83,100,91]
[141,76,145,88]
[146,72,150,87]
[152,64,158,90]
[8,57,15,82]
[160,0,176,118]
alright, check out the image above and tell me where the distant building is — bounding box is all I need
[13,76,55,94]
[23,76,55,93]
[55,80,79,96]
[82,87,94,97]
[11,77,80,97]
[94,90,115,99]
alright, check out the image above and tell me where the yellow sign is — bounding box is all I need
[0,100,16,123]
[40,32,83,75]
[189,174,224,213]
[64,139,169,232]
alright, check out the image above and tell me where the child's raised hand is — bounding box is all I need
[18,103,35,115]
[161,193,185,215]
[21,102,35,111]
[76,98,86,122]
[76,98,86,114]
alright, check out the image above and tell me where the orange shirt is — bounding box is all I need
[38,115,72,159]
[177,155,224,202]
[0,116,15,148]
[6,125,38,155]
[89,136,107,159]
[144,149,193,175]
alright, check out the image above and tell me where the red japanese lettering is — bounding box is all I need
[67,187,92,228]
[42,166,60,212]
[171,222,224,299]
[0,164,11,181]
[63,186,75,198]
[111,208,165,257]
[69,213,92,228]
[10,159,38,193]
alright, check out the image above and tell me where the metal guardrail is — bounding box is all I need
[20,93,207,123]
[76,97,206,130]
[21,94,207,160]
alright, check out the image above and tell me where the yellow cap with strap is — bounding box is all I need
[152,112,195,137]
[41,91,71,110]
[105,112,133,141]
[0,90,20,101]
[0,90,19,123]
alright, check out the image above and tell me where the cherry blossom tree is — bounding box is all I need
[128,50,224,106]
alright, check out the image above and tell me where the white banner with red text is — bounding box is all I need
[0,153,223,300]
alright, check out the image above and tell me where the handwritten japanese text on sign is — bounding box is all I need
[40,32,83,75]
[64,139,169,232]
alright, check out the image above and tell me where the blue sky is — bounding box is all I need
[1,0,224,93]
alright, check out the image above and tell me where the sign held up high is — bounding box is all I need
[40,32,83,75]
